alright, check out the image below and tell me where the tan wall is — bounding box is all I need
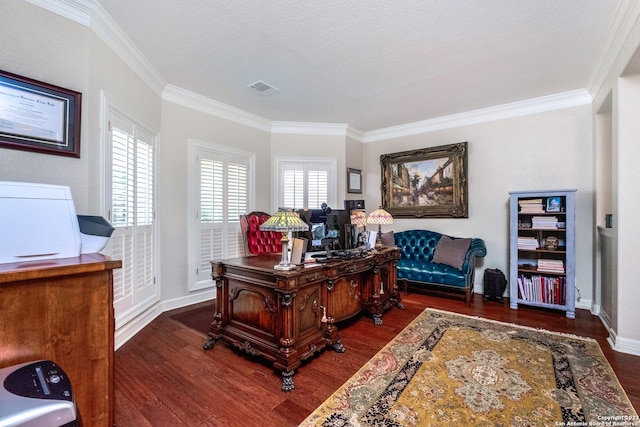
[363,105,594,305]
[159,101,271,300]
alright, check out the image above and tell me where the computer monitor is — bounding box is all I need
[296,208,350,252]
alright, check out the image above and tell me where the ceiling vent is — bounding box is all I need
[247,80,278,95]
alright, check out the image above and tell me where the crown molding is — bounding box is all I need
[588,0,640,101]
[90,2,165,95]
[271,121,364,139]
[163,84,272,132]
[25,0,93,26]
[362,89,592,143]
[27,0,165,96]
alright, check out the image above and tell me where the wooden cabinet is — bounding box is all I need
[204,248,401,391]
[509,190,576,318]
[0,254,121,426]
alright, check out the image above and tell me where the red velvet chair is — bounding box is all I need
[239,211,282,255]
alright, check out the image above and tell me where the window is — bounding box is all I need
[105,108,158,319]
[275,157,337,210]
[188,140,254,291]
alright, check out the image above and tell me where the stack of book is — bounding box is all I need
[517,236,538,250]
[538,259,564,273]
[532,216,558,229]
[519,198,544,213]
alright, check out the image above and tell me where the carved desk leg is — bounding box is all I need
[203,275,224,350]
[203,311,223,349]
[392,282,406,310]
[324,316,345,353]
[281,370,295,392]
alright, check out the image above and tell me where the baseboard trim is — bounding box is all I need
[607,330,640,356]
[115,290,215,350]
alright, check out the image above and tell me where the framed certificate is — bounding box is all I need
[0,69,81,158]
[347,168,362,194]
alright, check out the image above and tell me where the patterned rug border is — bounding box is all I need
[300,307,638,426]
[425,308,599,343]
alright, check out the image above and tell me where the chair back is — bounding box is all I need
[240,211,282,255]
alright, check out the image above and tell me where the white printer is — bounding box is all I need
[0,182,114,264]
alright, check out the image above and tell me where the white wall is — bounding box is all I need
[159,100,271,302]
[0,0,91,210]
[615,73,640,346]
[0,0,162,215]
[362,105,595,304]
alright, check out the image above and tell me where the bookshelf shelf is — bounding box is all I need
[509,189,576,318]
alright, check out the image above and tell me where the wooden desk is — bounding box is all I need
[0,254,121,426]
[203,247,402,391]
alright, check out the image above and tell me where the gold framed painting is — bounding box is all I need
[380,142,468,218]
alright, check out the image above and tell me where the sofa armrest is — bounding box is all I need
[461,238,487,285]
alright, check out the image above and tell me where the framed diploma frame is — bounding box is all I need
[347,168,362,194]
[0,69,81,158]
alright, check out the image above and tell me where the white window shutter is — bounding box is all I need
[191,147,251,290]
[106,109,157,317]
[279,159,334,210]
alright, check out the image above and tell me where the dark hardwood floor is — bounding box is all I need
[115,292,640,426]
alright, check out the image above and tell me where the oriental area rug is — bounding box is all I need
[300,309,638,427]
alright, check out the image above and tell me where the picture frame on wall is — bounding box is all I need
[0,69,82,158]
[380,142,468,218]
[347,168,362,194]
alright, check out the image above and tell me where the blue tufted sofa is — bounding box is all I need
[394,229,487,305]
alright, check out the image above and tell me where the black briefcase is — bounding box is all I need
[483,268,507,303]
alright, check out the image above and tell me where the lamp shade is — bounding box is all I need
[350,210,367,227]
[259,208,309,270]
[367,207,393,249]
[260,208,309,233]
[367,207,393,225]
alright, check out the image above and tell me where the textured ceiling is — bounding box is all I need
[97,0,618,132]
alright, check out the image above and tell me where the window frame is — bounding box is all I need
[102,99,159,326]
[188,139,256,292]
[273,156,337,211]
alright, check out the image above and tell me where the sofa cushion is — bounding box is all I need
[433,235,471,270]
[397,259,466,287]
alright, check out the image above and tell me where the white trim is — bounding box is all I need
[164,85,272,132]
[90,2,165,95]
[114,302,162,350]
[114,290,215,350]
[607,329,640,356]
[588,0,640,99]
[25,0,93,26]
[28,0,165,96]
[362,90,592,142]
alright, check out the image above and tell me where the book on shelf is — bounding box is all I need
[519,199,543,205]
[531,216,558,229]
[518,199,545,213]
[537,259,564,273]
[517,236,538,250]
[517,274,566,305]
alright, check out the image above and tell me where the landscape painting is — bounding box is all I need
[380,142,468,218]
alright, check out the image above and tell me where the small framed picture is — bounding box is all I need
[546,196,562,213]
[347,168,362,194]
